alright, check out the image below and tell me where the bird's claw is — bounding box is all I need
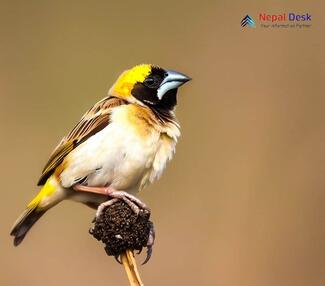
[141,223,155,265]
[114,255,122,264]
[95,193,149,219]
[142,246,152,265]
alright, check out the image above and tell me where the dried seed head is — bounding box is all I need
[90,200,153,256]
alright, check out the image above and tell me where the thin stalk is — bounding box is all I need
[121,249,144,286]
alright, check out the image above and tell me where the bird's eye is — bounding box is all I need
[144,77,154,85]
[144,76,160,88]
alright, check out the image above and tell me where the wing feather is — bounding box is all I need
[37,96,126,186]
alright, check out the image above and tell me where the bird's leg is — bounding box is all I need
[73,184,150,218]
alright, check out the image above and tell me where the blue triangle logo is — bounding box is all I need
[241,15,255,28]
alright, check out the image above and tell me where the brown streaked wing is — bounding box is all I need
[37,96,126,186]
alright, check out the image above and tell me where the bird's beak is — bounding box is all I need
[157,70,191,99]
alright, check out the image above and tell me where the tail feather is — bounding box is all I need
[10,175,65,246]
[10,207,45,246]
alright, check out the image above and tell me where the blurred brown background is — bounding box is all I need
[0,0,324,285]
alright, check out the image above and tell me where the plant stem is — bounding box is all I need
[121,250,144,286]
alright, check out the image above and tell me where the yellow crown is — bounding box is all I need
[109,64,152,98]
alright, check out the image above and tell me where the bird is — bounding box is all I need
[10,64,191,260]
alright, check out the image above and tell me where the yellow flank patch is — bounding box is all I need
[109,64,152,98]
[27,177,57,209]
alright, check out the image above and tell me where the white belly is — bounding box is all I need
[60,121,161,193]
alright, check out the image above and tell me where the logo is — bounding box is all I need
[241,13,312,29]
[241,15,255,27]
